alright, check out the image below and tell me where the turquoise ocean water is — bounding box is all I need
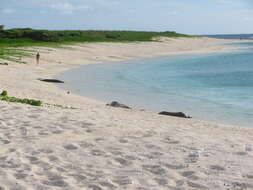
[58,41,253,127]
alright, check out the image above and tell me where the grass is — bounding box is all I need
[0,90,42,106]
[0,38,54,63]
[0,90,77,109]
[0,28,194,63]
[0,48,29,63]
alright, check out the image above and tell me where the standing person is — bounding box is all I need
[36,52,40,64]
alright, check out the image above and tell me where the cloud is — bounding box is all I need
[49,0,92,14]
[243,16,253,21]
[170,10,179,15]
[218,0,233,4]
[1,8,14,14]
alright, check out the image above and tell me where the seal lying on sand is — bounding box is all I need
[106,101,131,109]
[38,78,64,83]
[159,111,192,119]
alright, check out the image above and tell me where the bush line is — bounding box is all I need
[0,90,42,106]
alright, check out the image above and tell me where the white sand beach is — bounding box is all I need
[0,37,253,190]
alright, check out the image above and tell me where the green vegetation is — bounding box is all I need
[0,27,193,62]
[0,90,42,106]
[0,28,191,43]
[0,90,77,108]
[0,90,8,96]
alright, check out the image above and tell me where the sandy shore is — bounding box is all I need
[0,37,253,190]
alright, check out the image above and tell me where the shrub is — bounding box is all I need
[25,30,60,42]
[0,90,42,106]
[0,90,7,96]
[105,33,121,39]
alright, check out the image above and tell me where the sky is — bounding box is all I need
[0,0,253,34]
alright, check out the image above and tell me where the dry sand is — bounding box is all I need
[0,37,252,190]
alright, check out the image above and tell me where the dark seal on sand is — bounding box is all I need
[106,101,131,109]
[38,78,64,83]
[158,111,192,119]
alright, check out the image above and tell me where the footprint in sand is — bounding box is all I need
[39,148,54,154]
[0,159,20,169]
[86,129,93,133]
[141,152,163,160]
[187,181,208,189]
[124,155,137,161]
[26,156,39,164]
[63,144,78,150]
[246,174,253,179]
[113,176,132,186]
[235,151,247,156]
[145,144,162,150]
[164,163,188,170]
[79,141,94,148]
[38,131,50,136]
[9,148,16,153]
[163,137,180,144]
[1,139,10,144]
[176,179,185,187]
[142,131,156,138]
[51,130,63,134]
[37,161,52,171]
[136,186,152,190]
[56,167,67,173]
[10,184,26,190]
[185,152,199,163]
[79,122,94,129]
[28,114,40,119]
[20,127,27,136]
[109,149,124,156]
[69,173,87,183]
[42,179,69,188]
[14,172,28,180]
[155,178,168,186]
[231,182,248,190]
[48,155,59,162]
[114,157,132,167]
[209,165,225,171]
[90,149,106,156]
[41,172,69,188]
[119,139,128,144]
[142,165,167,176]
[88,184,103,190]
[181,171,199,180]
[99,181,116,189]
[95,138,105,142]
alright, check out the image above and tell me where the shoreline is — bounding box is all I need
[16,38,252,105]
[56,53,252,128]
[1,37,252,129]
[0,37,253,189]
[56,37,251,128]
[1,37,252,125]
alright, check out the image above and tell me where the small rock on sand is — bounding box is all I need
[106,101,131,109]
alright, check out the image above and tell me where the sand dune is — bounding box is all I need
[0,37,252,189]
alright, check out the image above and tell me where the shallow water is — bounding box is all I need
[58,42,253,127]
